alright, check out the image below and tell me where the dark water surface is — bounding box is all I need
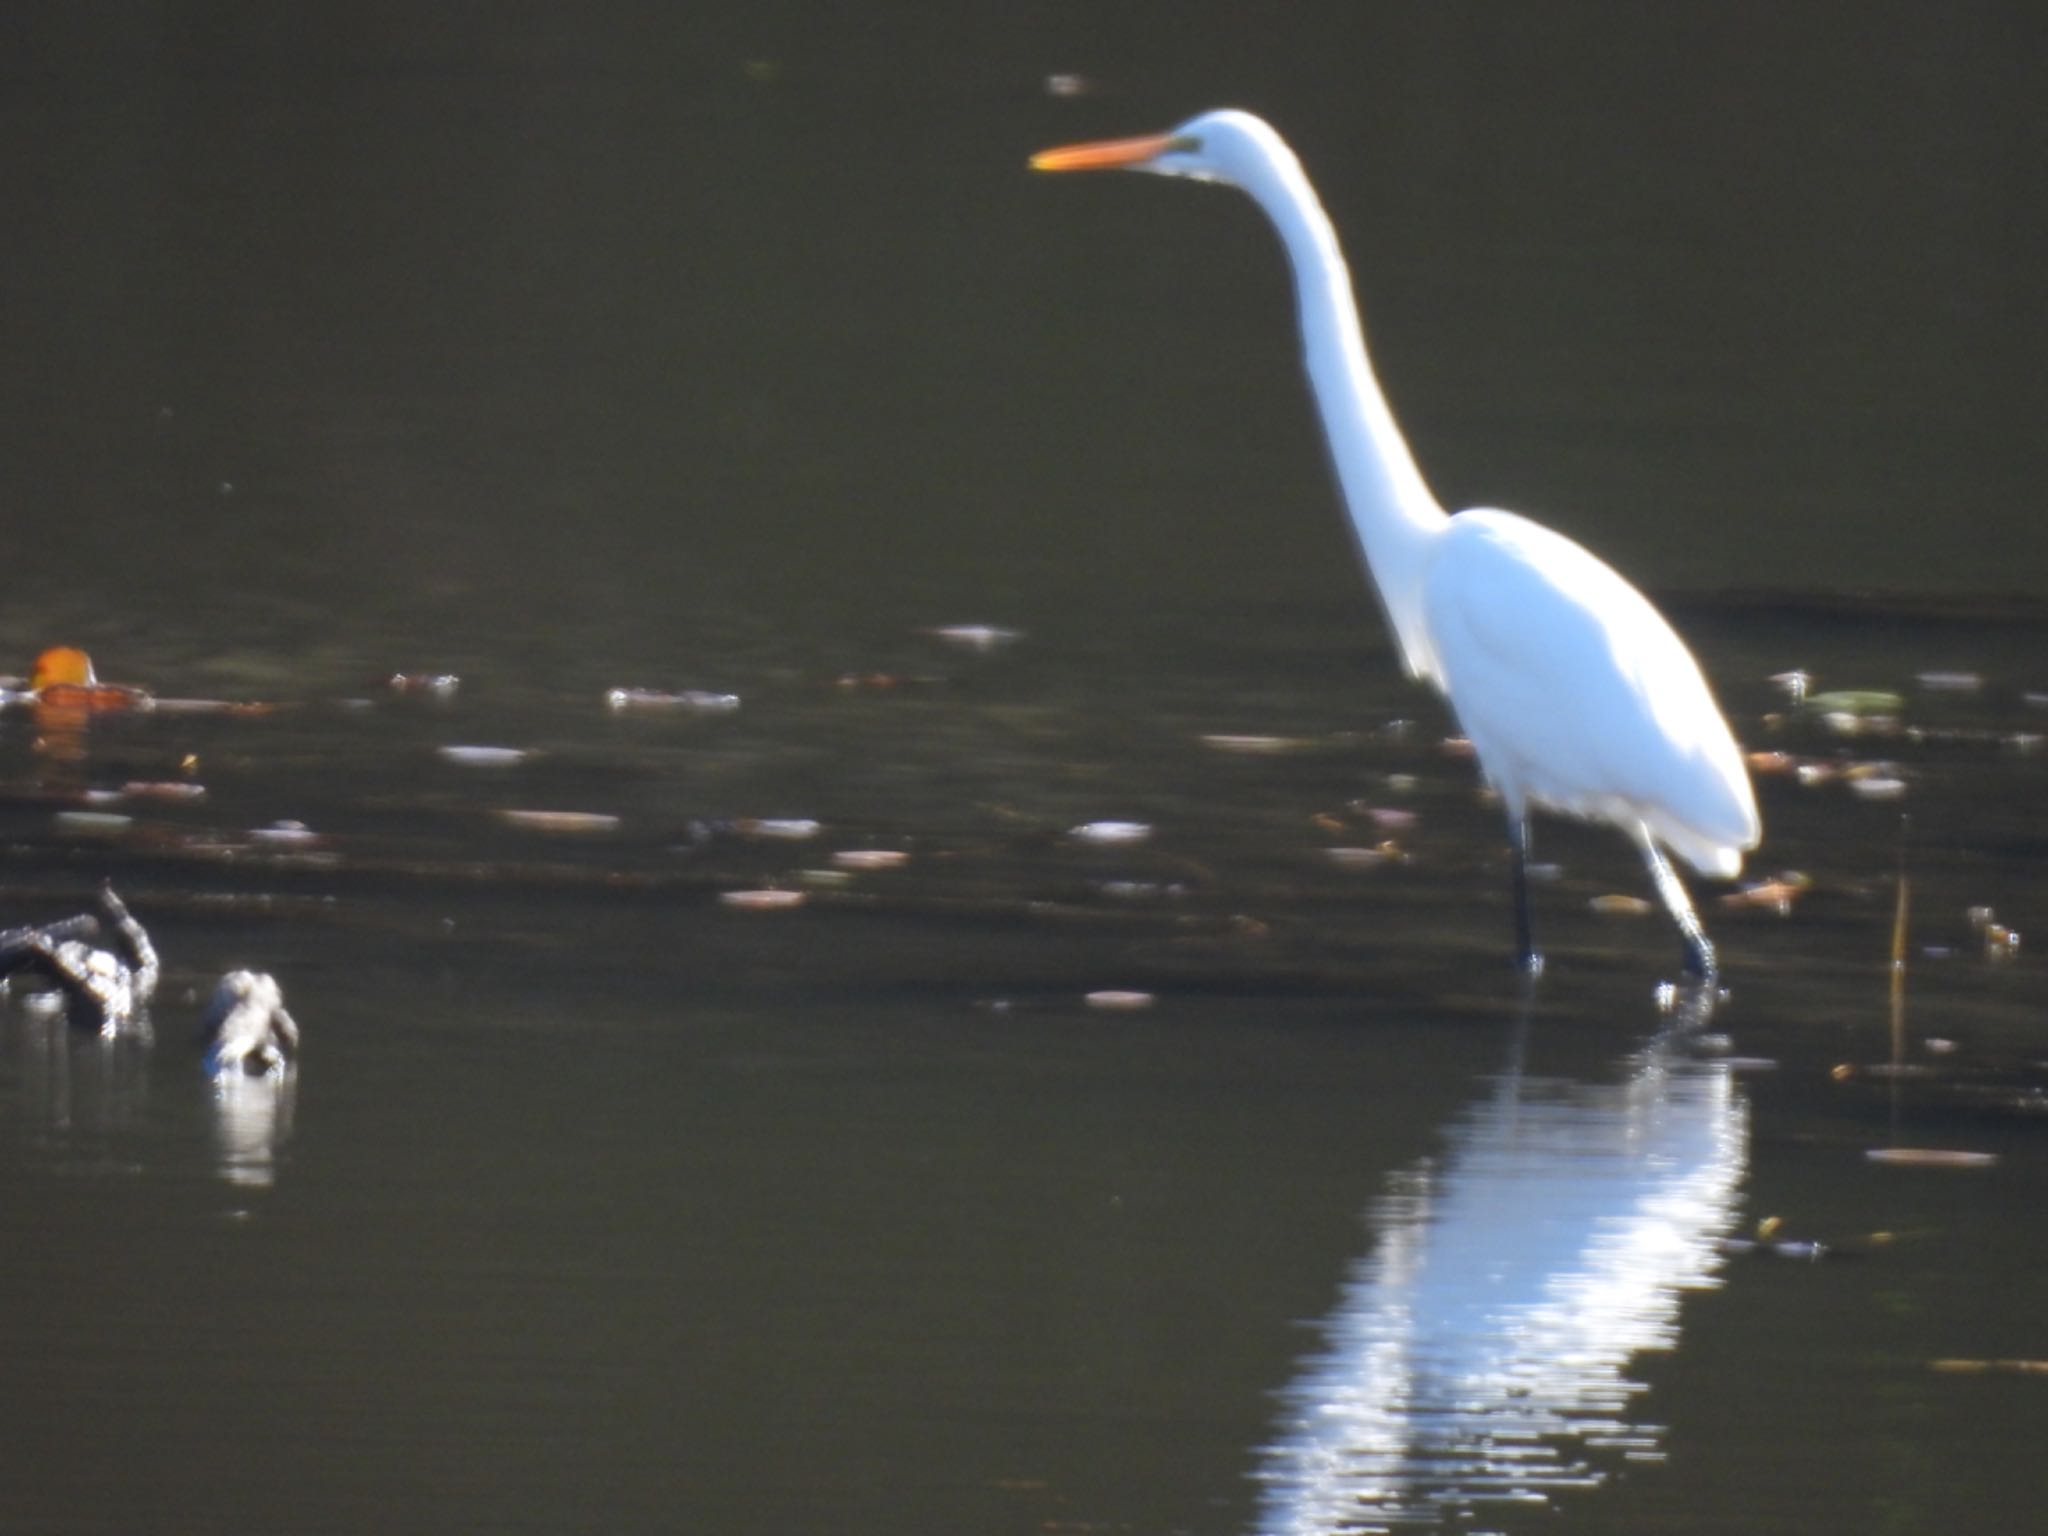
[1,6,2044,1534]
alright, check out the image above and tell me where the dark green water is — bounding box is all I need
[0,6,2043,1533]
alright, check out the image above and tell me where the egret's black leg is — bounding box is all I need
[1510,814,1543,976]
[1637,832,1716,982]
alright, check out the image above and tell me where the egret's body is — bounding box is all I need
[1033,110,1759,977]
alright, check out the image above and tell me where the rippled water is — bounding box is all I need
[1260,1012,1748,1531]
[0,592,2042,1535]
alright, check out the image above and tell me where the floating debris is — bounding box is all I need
[1717,1218,1829,1261]
[735,817,822,842]
[495,810,621,835]
[1200,733,1310,755]
[832,849,909,871]
[605,687,741,714]
[120,780,208,803]
[1931,1359,2048,1375]
[1968,906,2021,960]
[150,697,280,717]
[1355,804,1418,831]
[202,970,299,1077]
[28,646,152,713]
[1084,989,1154,1011]
[718,888,808,911]
[1097,879,1177,900]
[1865,1148,1999,1169]
[1848,774,1908,801]
[1769,670,1813,703]
[7,884,159,1038]
[249,819,326,848]
[1325,844,1403,870]
[919,624,1023,651]
[1914,670,1983,693]
[1806,689,1905,716]
[53,810,133,837]
[1043,72,1098,97]
[1068,820,1152,846]
[1720,871,1812,915]
[382,672,460,698]
[438,745,530,768]
[1746,750,1797,775]
[1806,690,1904,738]
[1589,894,1654,917]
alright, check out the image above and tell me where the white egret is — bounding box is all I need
[1032,110,1760,978]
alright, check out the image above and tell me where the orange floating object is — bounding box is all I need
[30,646,151,712]
[31,646,96,689]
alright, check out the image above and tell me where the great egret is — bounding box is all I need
[1032,110,1760,979]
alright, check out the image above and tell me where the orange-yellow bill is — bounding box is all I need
[1029,132,1176,173]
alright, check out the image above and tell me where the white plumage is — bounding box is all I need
[1034,110,1760,976]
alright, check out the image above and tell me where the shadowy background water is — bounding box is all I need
[0,4,2044,1533]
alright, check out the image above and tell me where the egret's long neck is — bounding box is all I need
[1238,146,1447,677]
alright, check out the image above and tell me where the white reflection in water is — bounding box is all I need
[209,1069,297,1188]
[7,1003,152,1163]
[1258,1007,1746,1532]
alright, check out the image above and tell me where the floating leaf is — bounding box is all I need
[735,818,821,841]
[1084,990,1154,1011]
[1069,820,1151,845]
[719,888,807,911]
[53,810,133,836]
[438,745,530,768]
[1200,733,1309,755]
[1589,894,1654,917]
[495,810,621,835]
[832,849,909,871]
[919,625,1023,651]
[1865,1148,1998,1169]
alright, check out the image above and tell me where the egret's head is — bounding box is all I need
[1030,108,1283,188]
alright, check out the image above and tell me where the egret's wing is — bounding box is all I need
[1422,511,1757,863]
